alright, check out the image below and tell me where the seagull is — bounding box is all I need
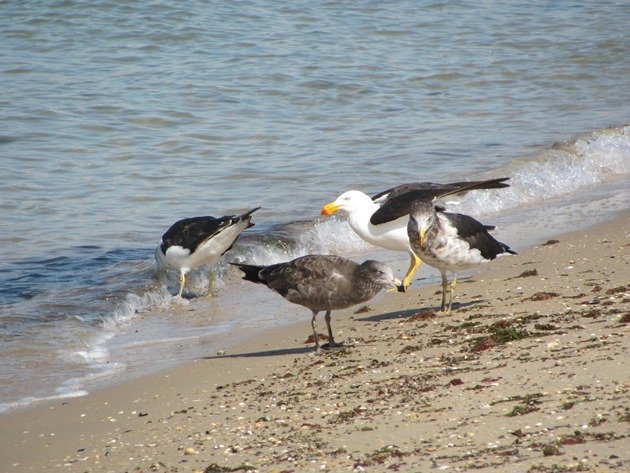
[156,207,260,297]
[232,255,401,351]
[320,178,510,291]
[406,199,516,313]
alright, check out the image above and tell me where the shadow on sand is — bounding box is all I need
[201,299,487,360]
[354,299,486,323]
[201,345,314,360]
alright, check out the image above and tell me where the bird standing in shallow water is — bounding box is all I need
[232,255,401,351]
[156,207,260,298]
[320,178,510,292]
[406,199,516,313]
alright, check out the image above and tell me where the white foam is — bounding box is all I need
[74,345,110,362]
[0,390,88,414]
[226,219,370,268]
[99,286,172,331]
[456,125,630,217]
[57,362,125,393]
[58,328,115,365]
[114,322,235,349]
[309,218,370,255]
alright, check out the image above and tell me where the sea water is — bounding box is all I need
[1,1,629,413]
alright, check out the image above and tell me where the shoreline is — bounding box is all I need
[2,165,628,417]
[1,210,628,472]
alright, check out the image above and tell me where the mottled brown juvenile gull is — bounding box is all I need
[320,178,509,291]
[155,207,260,297]
[232,255,401,351]
[407,199,516,313]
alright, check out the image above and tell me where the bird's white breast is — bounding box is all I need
[348,210,412,253]
[419,215,487,270]
[157,219,250,272]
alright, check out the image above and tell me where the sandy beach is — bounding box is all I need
[2,210,628,473]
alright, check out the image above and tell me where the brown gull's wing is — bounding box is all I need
[263,255,359,311]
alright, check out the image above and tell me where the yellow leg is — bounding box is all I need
[177,271,186,297]
[396,253,422,292]
[447,274,458,313]
[439,271,449,313]
[438,272,458,314]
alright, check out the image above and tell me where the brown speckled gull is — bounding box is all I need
[232,255,401,351]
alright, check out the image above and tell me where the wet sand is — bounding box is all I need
[1,211,628,473]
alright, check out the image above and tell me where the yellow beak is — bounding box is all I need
[321,202,340,216]
[419,227,426,250]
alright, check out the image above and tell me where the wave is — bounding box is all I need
[3,123,627,335]
[455,124,629,216]
[0,390,88,414]
[96,123,630,328]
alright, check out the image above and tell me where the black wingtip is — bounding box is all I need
[486,177,511,189]
[245,206,261,216]
[241,206,261,228]
[229,262,266,284]
[499,241,518,255]
[440,178,512,199]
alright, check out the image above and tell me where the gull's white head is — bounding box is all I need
[320,190,375,216]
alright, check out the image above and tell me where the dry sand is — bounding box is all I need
[1,211,628,473]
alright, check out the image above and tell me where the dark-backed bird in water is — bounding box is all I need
[320,178,510,292]
[156,207,260,297]
[232,255,401,351]
[406,199,516,313]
